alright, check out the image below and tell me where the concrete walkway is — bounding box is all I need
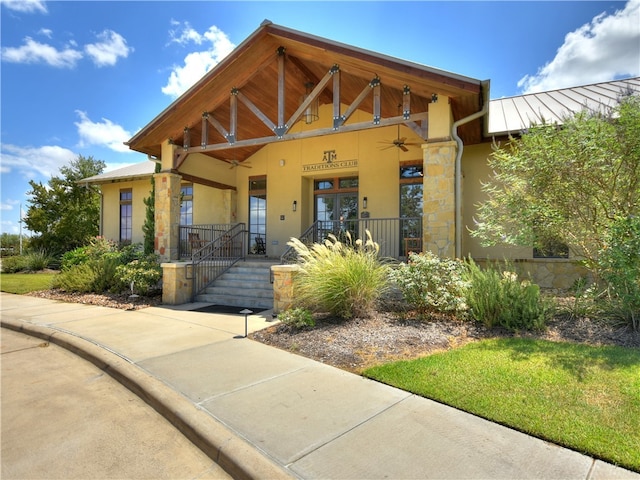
[1,292,638,480]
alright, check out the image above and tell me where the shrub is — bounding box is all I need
[24,250,55,271]
[288,231,391,320]
[463,258,553,331]
[597,215,640,331]
[114,255,162,295]
[278,308,315,329]
[52,263,98,292]
[1,255,28,273]
[389,252,469,316]
[61,236,117,271]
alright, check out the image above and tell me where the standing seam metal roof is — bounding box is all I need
[488,77,640,135]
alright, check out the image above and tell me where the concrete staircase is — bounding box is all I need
[194,259,278,310]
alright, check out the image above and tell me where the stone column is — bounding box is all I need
[161,262,192,305]
[422,140,457,258]
[155,171,181,262]
[271,264,299,314]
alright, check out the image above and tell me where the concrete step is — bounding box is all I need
[195,293,273,310]
[194,259,278,309]
[204,285,273,299]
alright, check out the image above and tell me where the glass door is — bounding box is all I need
[315,193,358,242]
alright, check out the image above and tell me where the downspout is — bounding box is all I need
[451,79,490,258]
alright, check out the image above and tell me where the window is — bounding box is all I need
[249,176,267,254]
[400,162,423,256]
[119,189,132,244]
[533,235,569,258]
[180,184,193,226]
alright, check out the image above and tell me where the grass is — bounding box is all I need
[364,338,640,472]
[0,273,56,294]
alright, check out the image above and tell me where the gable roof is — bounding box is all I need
[488,77,640,135]
[126,21,485,163]
[80,161,156,185]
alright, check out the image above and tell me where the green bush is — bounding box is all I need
[1,255,28,273]
[463,258,553,331]
[52,263,98,292]
[278,308,315,329]
[61,236,117,271]
[24,250,55,271]
[389,252,469,316]
[115,255,162,295]
[54,239,160,295]
[597,215,640,331]
[288,231,391,320]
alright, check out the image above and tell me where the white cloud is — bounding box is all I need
[0,199,20,211]
[1,30,132,68]
[75,110,133,153]
[1,0,47,14]
[84,29,133,67]
[0,143,77,179]
[1,36,82,68]
[518,0,640,93]
[38,28,53,38]
[162,23,235,98]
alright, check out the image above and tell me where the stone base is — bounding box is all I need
[271,264,299,314]
[161,262,193,305]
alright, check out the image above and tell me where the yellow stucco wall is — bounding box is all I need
[227,104,423,257]
[100,179,152,245]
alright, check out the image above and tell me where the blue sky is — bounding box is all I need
[1,0,639,235]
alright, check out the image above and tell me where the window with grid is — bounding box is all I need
[119,189,132,244]
[180,184,193,225]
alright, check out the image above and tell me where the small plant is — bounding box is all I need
[389,251,469,316]
[115,255,162,295]
[24,250,55,271]
[278,308,315,329]
[463,258,554,331]
[288,230,391,320]
[559,277,601,320]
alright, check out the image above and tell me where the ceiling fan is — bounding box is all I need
[379,107,422,152]
[220,158,252,169]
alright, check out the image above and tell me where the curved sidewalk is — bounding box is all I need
[1,293,638,480]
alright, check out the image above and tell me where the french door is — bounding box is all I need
[315,193,358,242]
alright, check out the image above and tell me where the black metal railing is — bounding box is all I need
[179,224,238,259]
[188,223,247,300]
[281,217,422,264]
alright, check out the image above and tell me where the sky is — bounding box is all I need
[1,0,639,236]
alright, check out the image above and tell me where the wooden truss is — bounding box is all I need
[176,47,429,168]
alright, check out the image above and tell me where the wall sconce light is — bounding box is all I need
[431,93,438,103]
[292,200,297,212]
[363,196,368,209]
[302,82,319,124]
[279,159,285,167]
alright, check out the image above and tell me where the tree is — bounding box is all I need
[472,95,640,272]
[142,162,161,255]
[24,155,106,255]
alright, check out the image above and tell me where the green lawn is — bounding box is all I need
[364,338,640,472]
[0,273,56,294]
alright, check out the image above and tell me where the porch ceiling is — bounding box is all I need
[126,21,485,166]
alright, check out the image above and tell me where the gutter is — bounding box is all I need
[451,79,490,258]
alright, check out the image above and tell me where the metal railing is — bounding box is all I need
[281,217,422,264]
[179,224,238,259]
[188,223,247,300]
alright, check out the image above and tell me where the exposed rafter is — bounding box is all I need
[184,50,431,159]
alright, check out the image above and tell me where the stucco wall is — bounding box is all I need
[100,179,152,245]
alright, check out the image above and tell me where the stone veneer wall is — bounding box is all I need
[422,141,457,258]
[154,172,181,262]
[475,258,592,292]
[271,264,299,314]
[161,262,192,305]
